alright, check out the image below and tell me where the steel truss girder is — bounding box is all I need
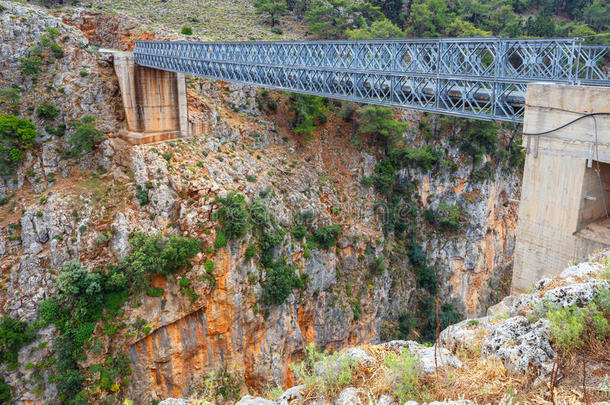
[134,38,609,123]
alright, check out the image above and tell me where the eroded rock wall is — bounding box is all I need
[0,3,521,403]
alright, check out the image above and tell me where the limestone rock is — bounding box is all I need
[236,396,274,405]
[482,316,555,377]
[375,395,396,405]
[340,347,376,368]
[158,399,192,405]
[274,385,306,405]
[560,261,602,279]
[334,387,363,405]
[379,341,463,376]
[439,317,496,352]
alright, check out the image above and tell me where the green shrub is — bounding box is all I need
[179,277,190,288]
[49,42,64,58]
[370,256,385,275]
[458,119,499,167]
[371,156,398,196]
[216,191,250,239]
[420,298,463,342]
[260,226,286,266]
[385,349,421,403]
[262,258,298,306]
[548,287,609,351]
[62,116,103,159]
[146,286,164,297]
[357,105,408,152]
[45,123,66,137]
[161,236,202,271]
[292,343,355,397]
[417,267,438,294]
[0,377,11,404]
[249,197,270,227]
[214,229,228,249]
[244,245,256,261]
[39,299,59,325]
[407,241,426,268]
[0,316,35,365]
[19,55,41,75]
[312,224,342,250]
[135,184,148,206]
[180,25,193,35]
[79,70,88,77]
[204,259,215,273]
[0,114,36,176]
[199,368,244,402]
[397,312,416,340]
[360,176,374,188]
[436,202,462,232]
[36,101,60,120]
[403,146,441,172]
[289,93,327,140]
[271,26,283,35]
[291,224,306,241]
[127,233,200,276]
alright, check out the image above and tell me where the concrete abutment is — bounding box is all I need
[512,82,610,293]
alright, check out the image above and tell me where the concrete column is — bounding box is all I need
[177,73,189,137]
[109,51,188,144]
[112,52,139,132]
[512,83,610,293]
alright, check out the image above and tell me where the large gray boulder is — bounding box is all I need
[482,316,555,378]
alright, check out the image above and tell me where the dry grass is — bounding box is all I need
[307,343,609,405]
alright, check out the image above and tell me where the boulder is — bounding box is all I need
[334,387,362,405]
[482,316,555,378]
[236,396,274,405]
[379,341,463,376]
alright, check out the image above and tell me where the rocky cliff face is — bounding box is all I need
[0,2,521,403]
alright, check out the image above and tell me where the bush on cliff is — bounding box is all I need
[127,232,201,276]
[0,316,35,366]
[62,116,103,159]
[262,258,299,306]
[216,191,250,239]
[312,224,342,250]
[0,114,37,176]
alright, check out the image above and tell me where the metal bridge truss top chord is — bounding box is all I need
[134,38,610,123]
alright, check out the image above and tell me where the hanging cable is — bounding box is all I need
[521,112,610,137]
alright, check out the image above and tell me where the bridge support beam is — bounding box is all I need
[112,52,188,144]
[512,83,610,293]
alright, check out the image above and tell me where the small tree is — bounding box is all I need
[254,0,288,26]
[290,94,327,141]
[357,106,408,153]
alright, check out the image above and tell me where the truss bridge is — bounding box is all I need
[133,38,610,123]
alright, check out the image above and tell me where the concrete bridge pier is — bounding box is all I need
[512,83,610,293]
[112,52,188,144]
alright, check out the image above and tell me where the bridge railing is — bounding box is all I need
[134,38,609,122]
